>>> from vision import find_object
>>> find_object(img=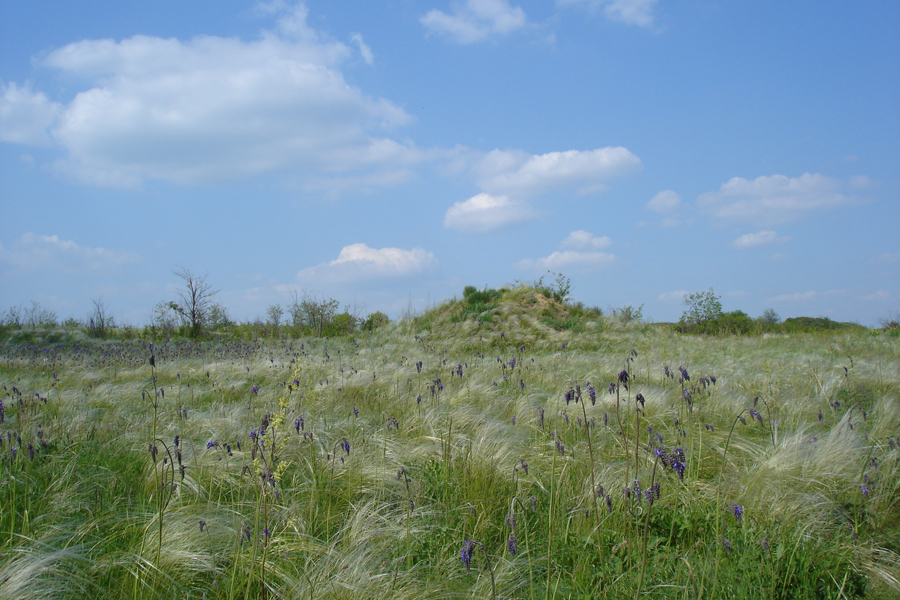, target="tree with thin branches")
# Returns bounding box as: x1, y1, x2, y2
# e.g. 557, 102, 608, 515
170, 268, 218, 338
